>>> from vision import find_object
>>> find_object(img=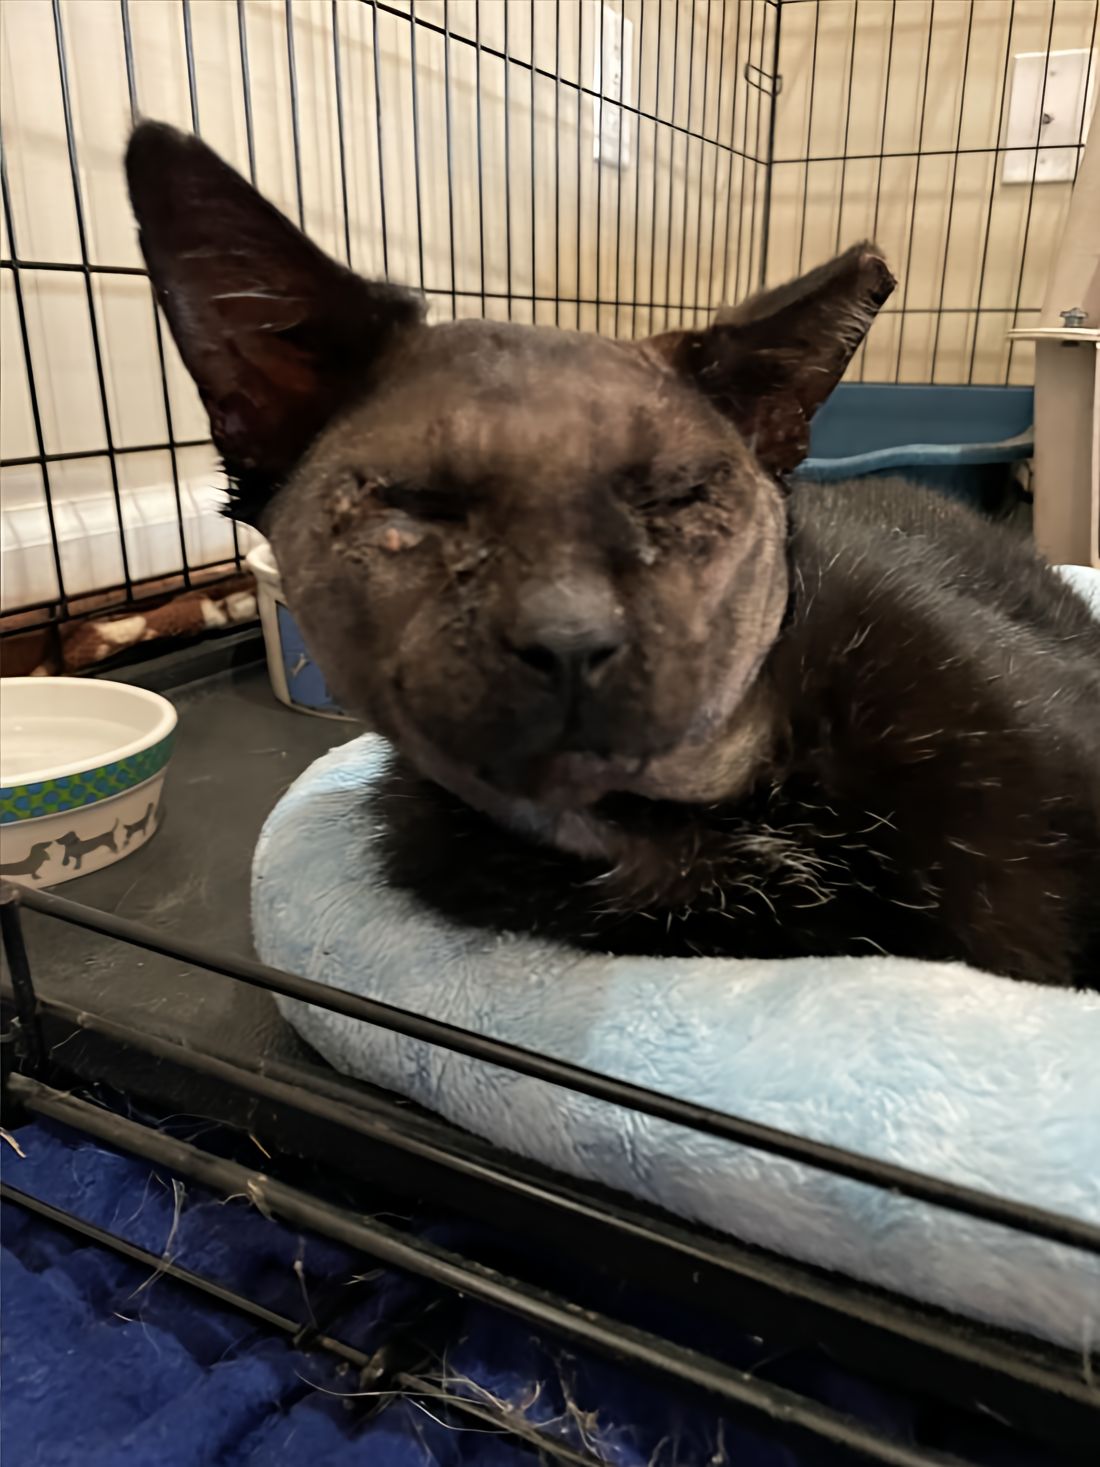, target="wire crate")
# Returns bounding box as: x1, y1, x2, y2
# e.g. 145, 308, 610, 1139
2, 11, 1099, 1458
2, 0, 1095, 642
3, 865, 1099, 1466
